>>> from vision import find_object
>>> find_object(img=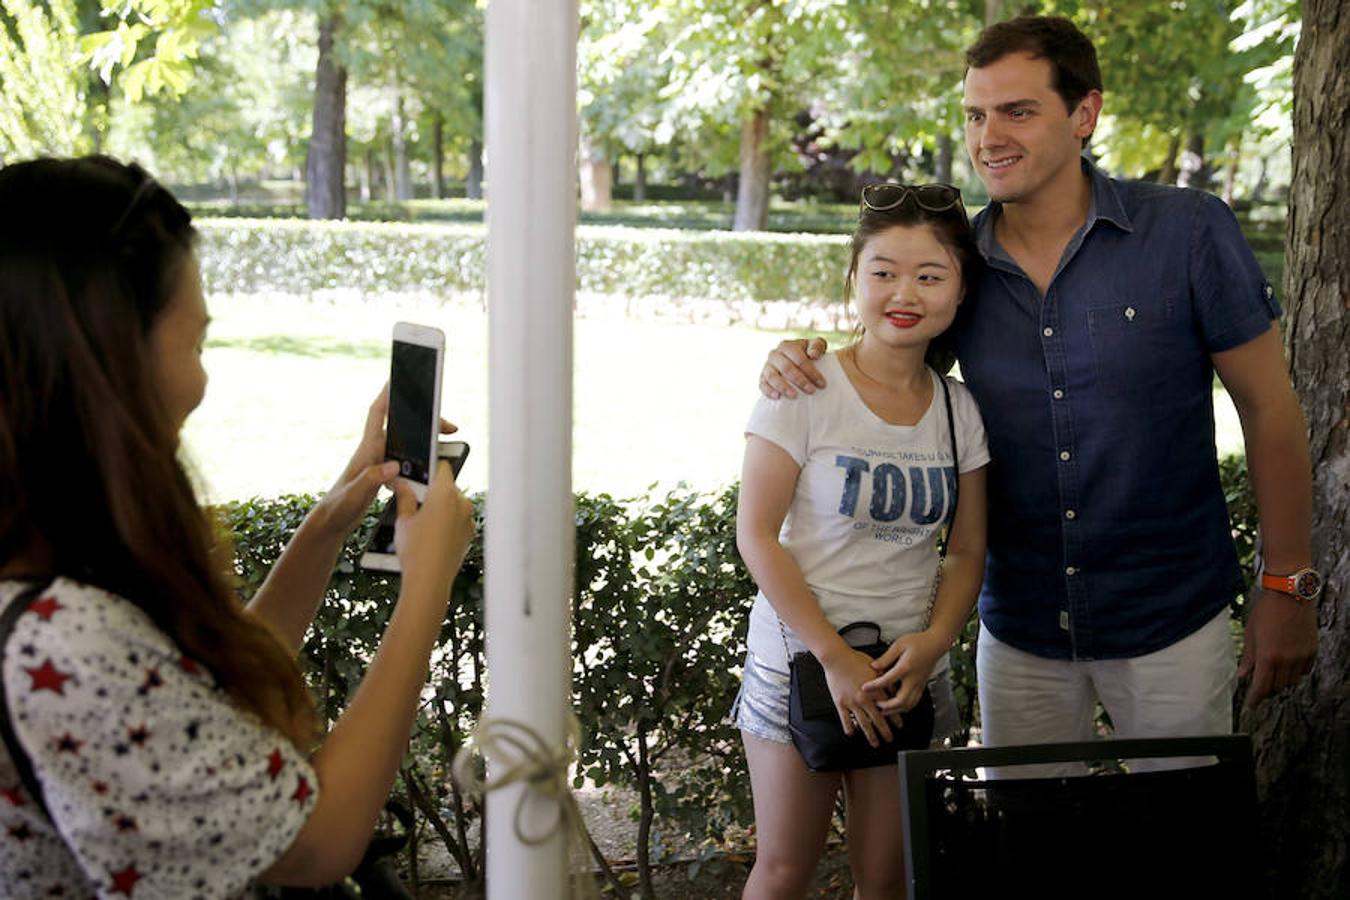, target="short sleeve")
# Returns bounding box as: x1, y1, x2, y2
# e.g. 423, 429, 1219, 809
1188, 191, 1280, 353
2, 580, 317, 899
946, 377, 990, 474
745, 392, 812, 466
